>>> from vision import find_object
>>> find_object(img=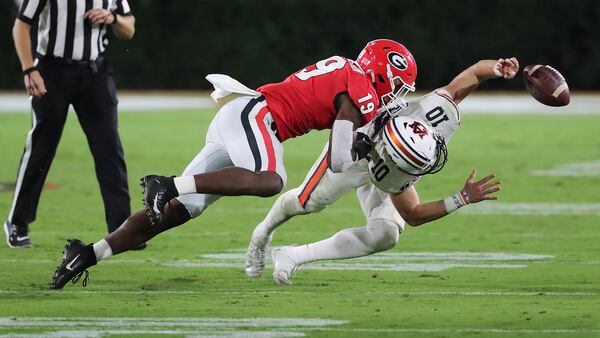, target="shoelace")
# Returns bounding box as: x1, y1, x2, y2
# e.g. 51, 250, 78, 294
71, 269, 89, 287
247, 244, 266, 266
